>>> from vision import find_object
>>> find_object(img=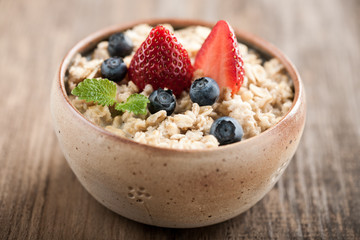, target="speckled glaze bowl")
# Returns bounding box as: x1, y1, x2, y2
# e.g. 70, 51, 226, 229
50, 19, 306, 228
